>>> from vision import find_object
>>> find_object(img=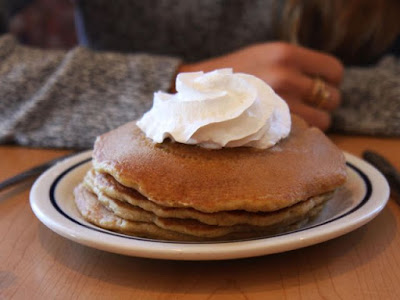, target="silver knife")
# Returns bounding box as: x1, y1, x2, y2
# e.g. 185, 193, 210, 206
0, 151, 81, 191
